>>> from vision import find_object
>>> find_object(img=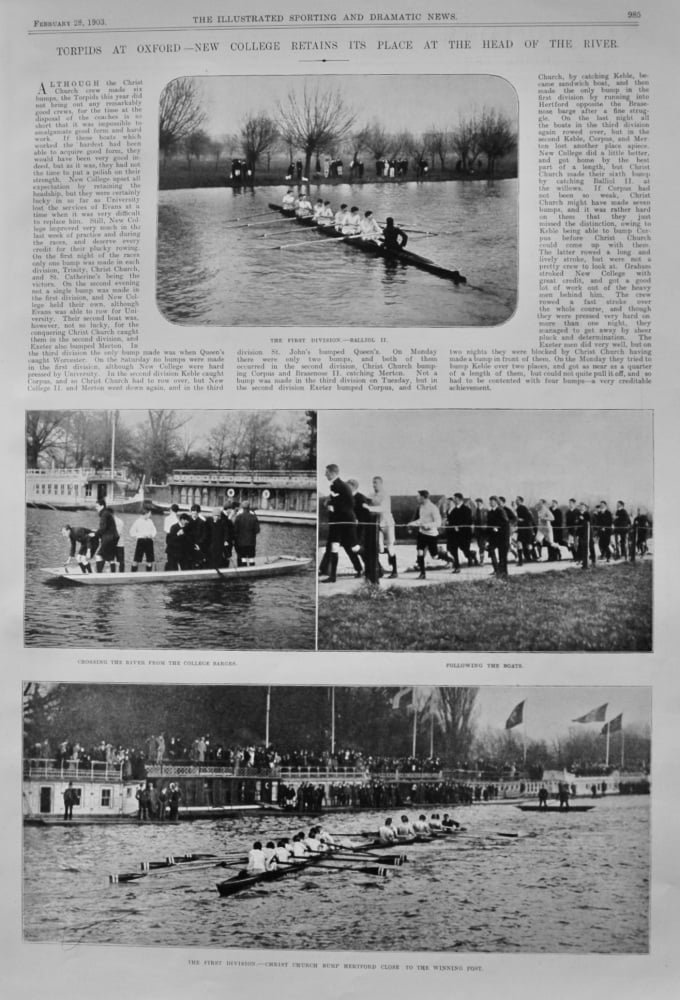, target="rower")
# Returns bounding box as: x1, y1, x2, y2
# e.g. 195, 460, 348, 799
378, 817, 397, 844
295, 193, 313, 218
316, 825, 336, 848
290, 832, 308, 858
312, 198, 325, 223
318, 200, 334, 227
263, 840, 279, 869
245, 840, 271, 873
334, 203, 349, 232
382, 216, 408, 250
282, 188, 296, 212
304, 826, 327, 853
359, 210, 383, 242
273, 838, 292, 865
396, 814, 415, 840
441, 813, 460, 830
342, 205, 362, 236
413, 814, 431, 836
428, 813, 443, 832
